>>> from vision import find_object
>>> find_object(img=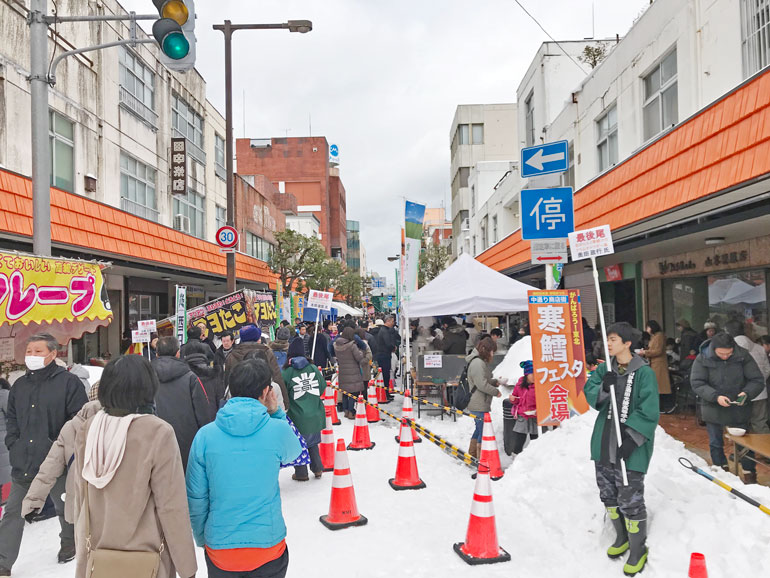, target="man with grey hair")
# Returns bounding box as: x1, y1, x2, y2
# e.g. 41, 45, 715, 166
375, 315, 400, 400
0, 334, 87, 574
